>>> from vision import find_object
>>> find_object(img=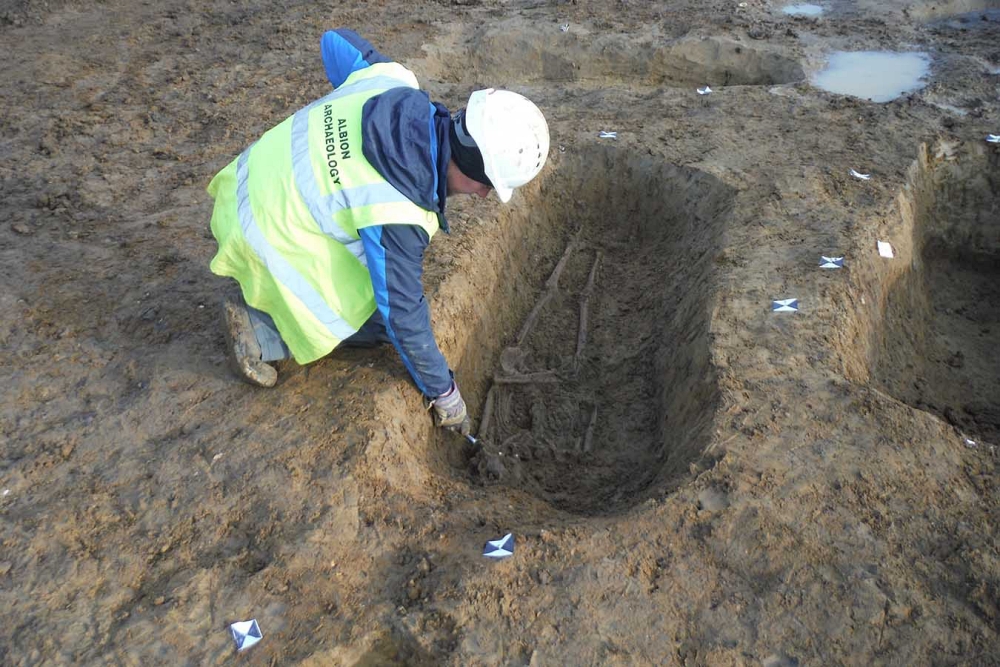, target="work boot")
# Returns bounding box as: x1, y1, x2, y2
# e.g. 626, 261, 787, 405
222, 292, 278, 388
